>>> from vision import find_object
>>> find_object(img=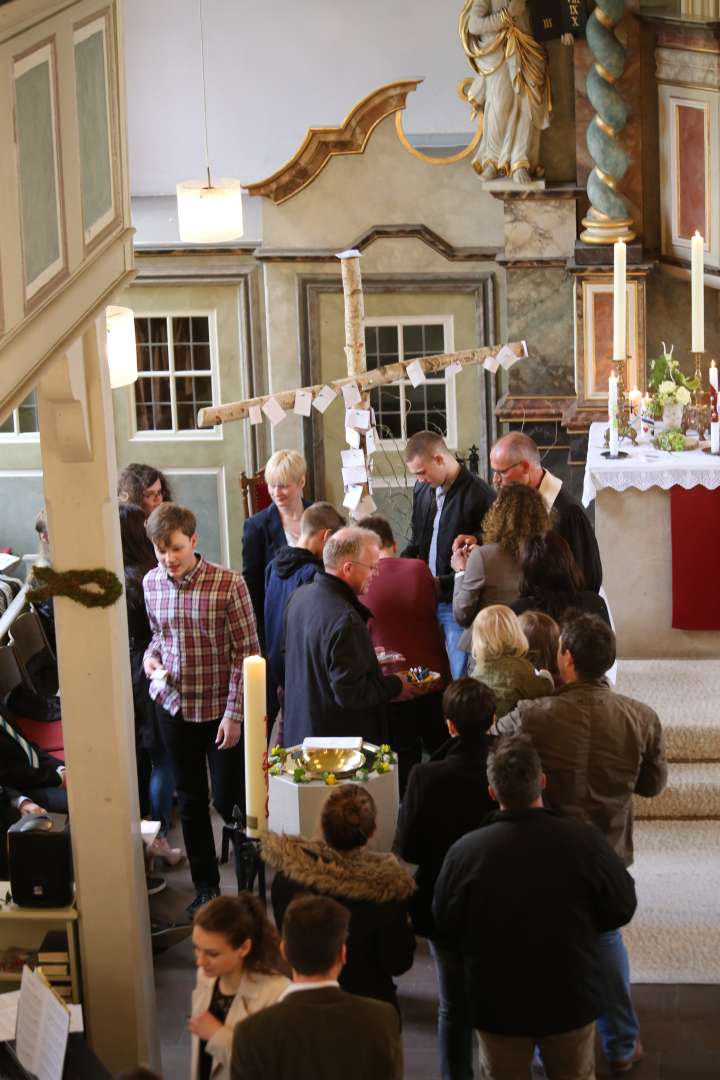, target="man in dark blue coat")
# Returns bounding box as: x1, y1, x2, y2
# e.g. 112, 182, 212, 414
264, 502, 345, 723
282, 527, 425, 747
434, 735, 637, 1079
